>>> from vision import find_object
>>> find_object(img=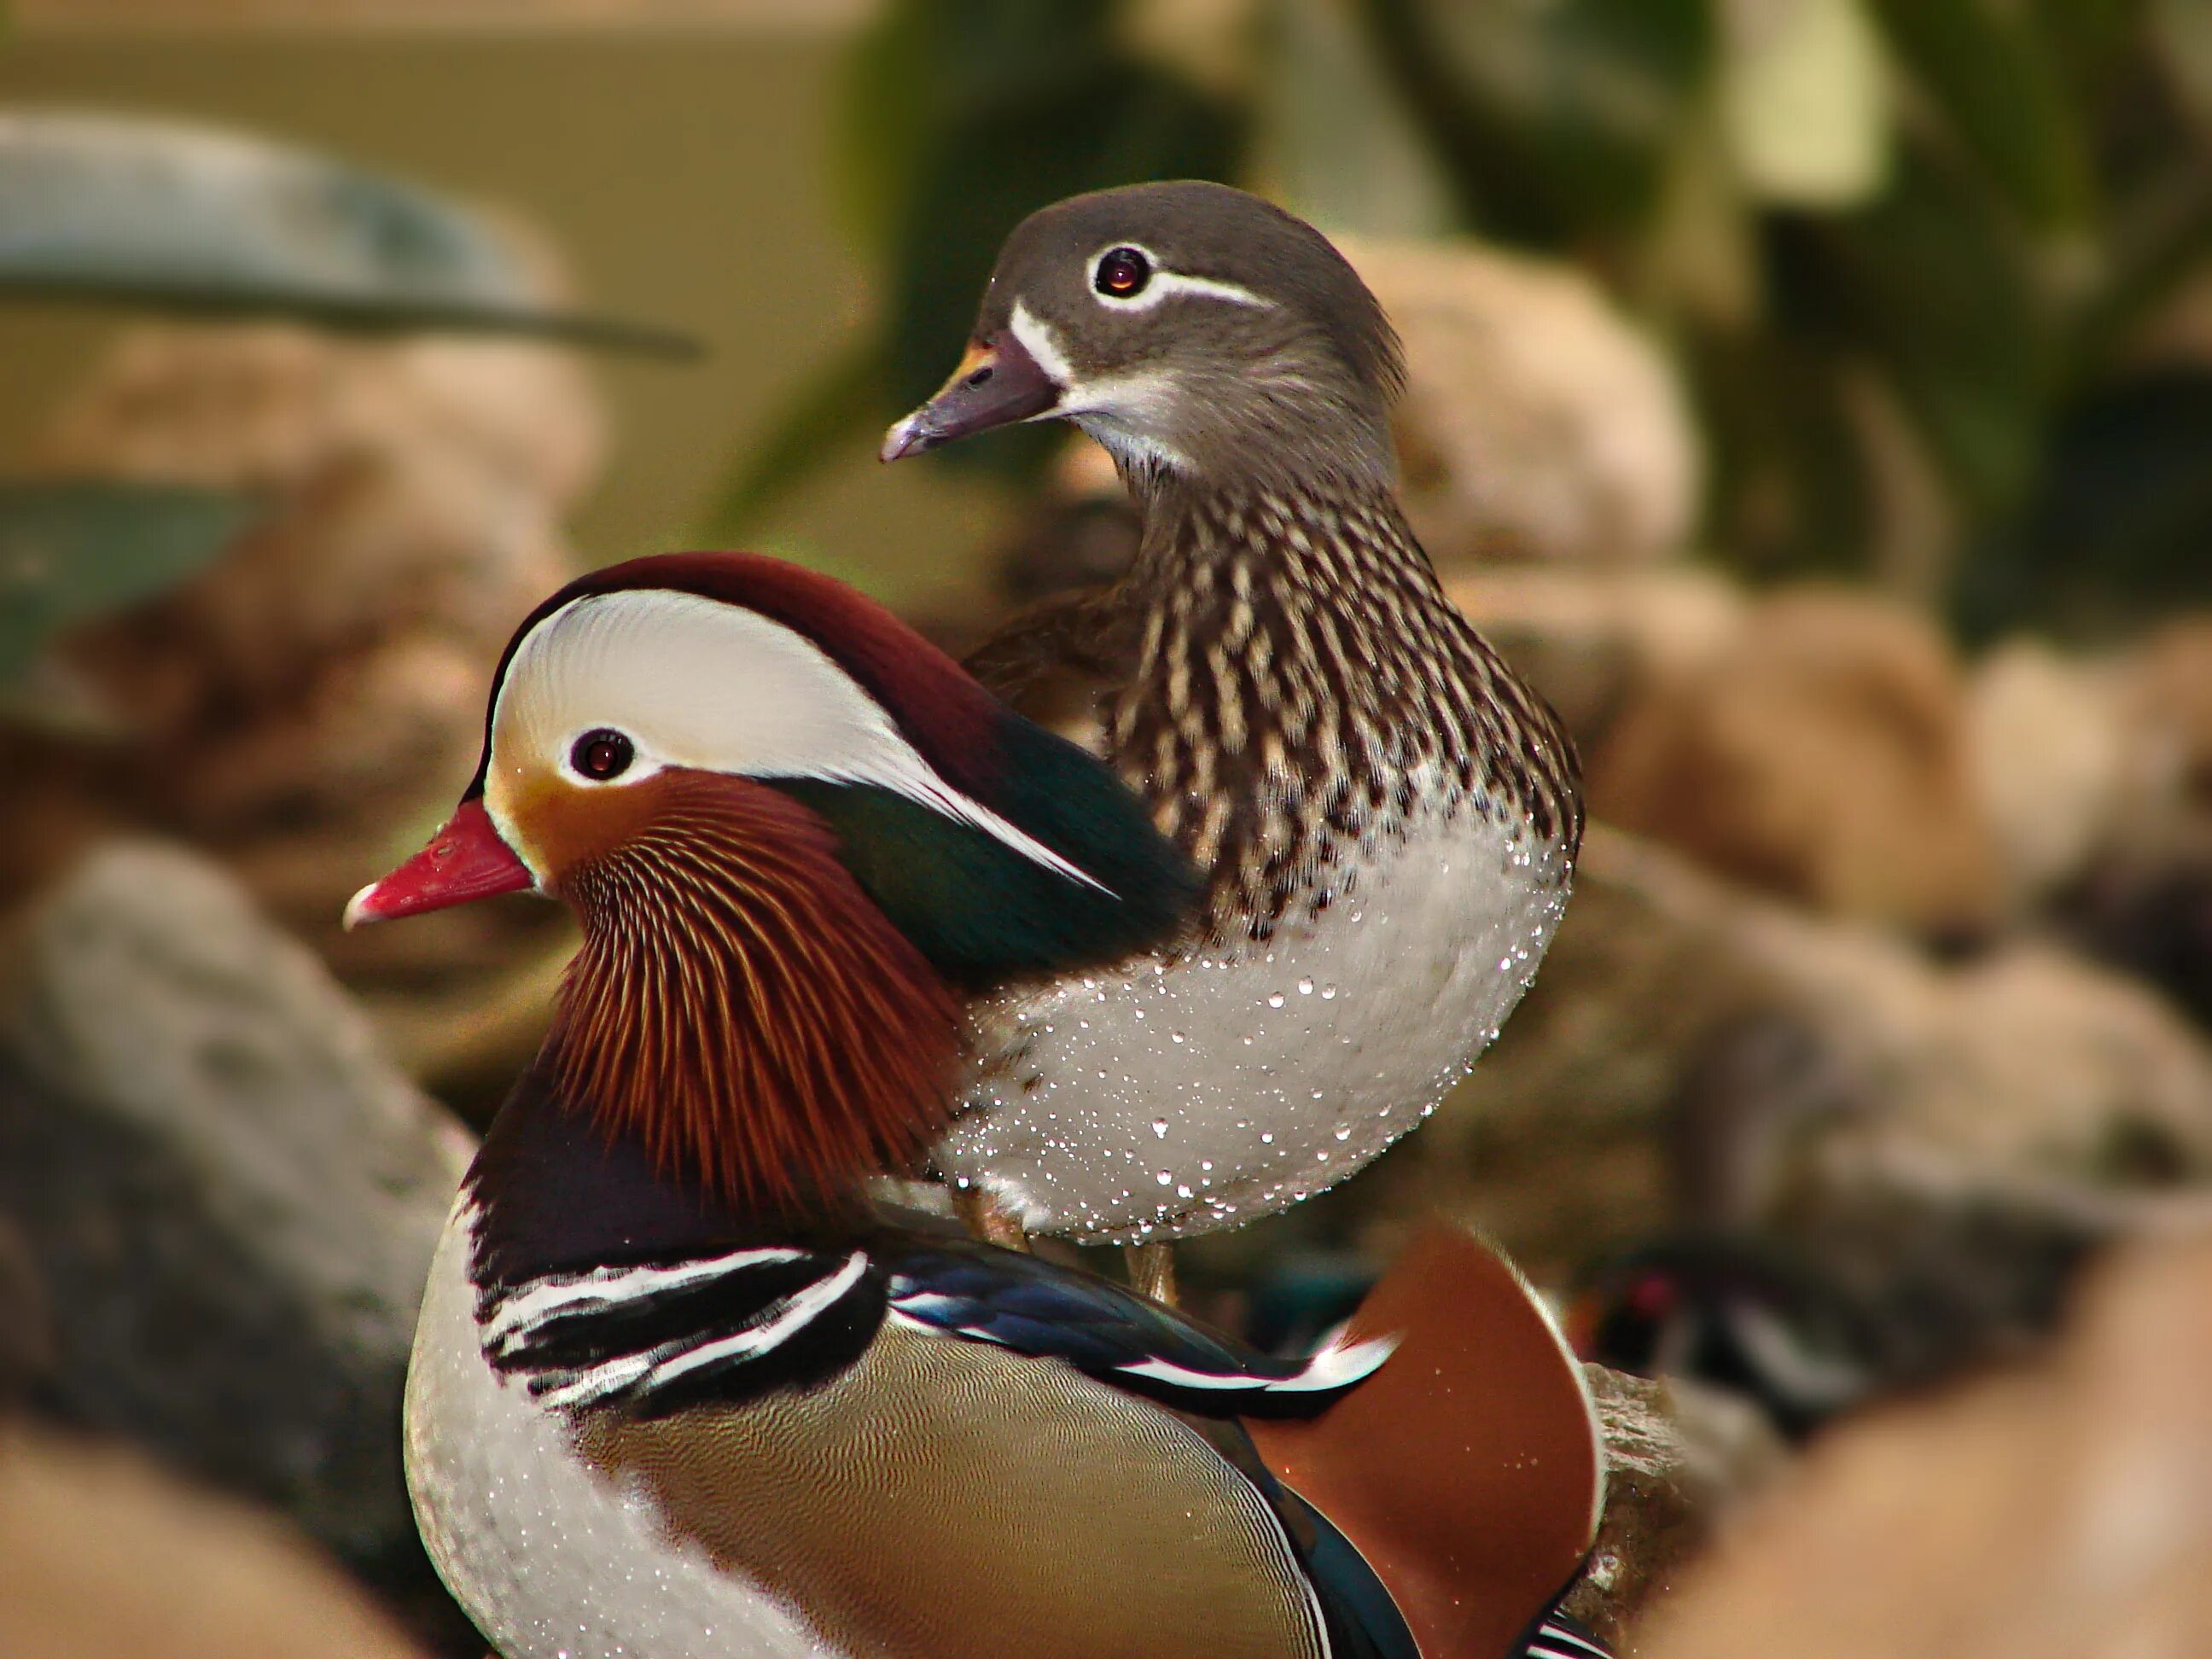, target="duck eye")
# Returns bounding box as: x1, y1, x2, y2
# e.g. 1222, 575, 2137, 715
1093, 246, 1151, 300
570, 728, 635, 782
